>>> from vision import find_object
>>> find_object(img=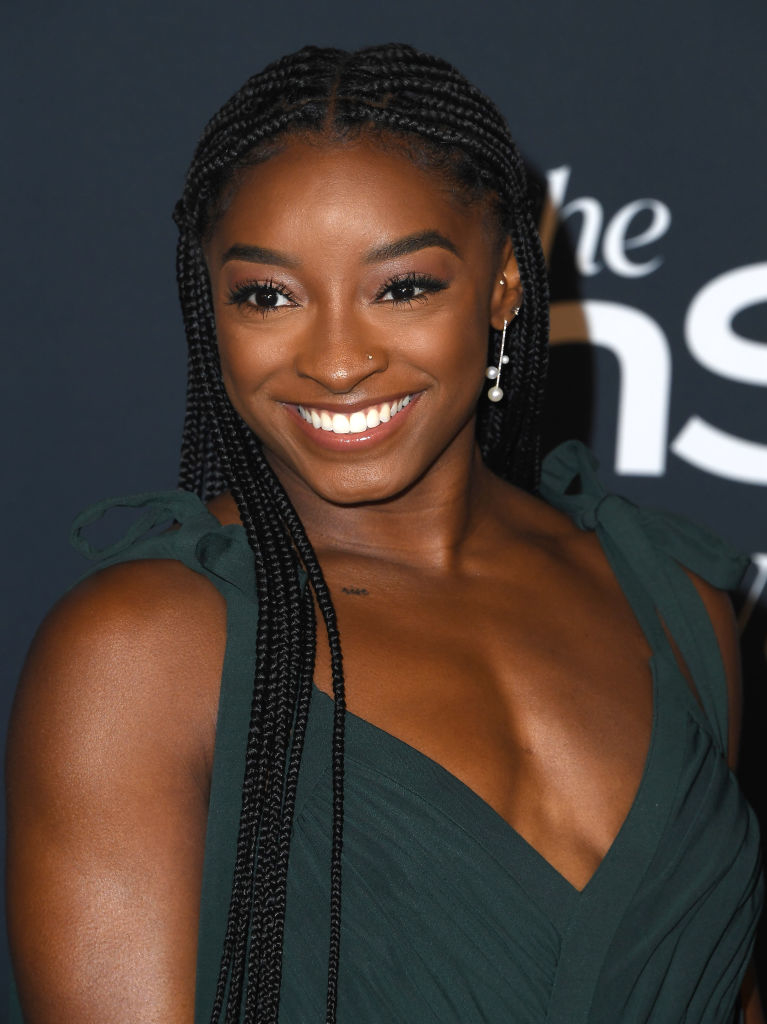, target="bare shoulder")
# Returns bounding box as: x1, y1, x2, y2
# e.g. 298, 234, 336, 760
10, 558, 227, 775
6, 559, 228, 1021
9, 485, 242, 793
7, 556, 228, 847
